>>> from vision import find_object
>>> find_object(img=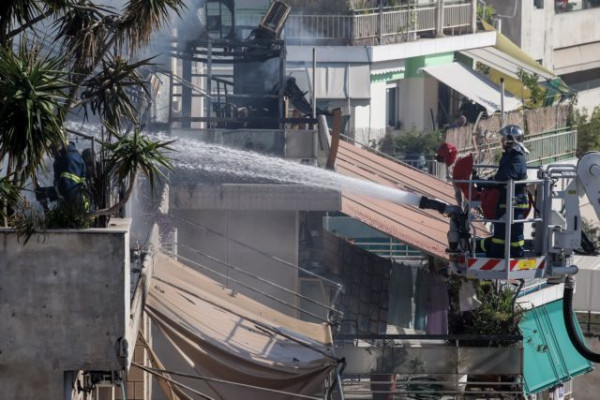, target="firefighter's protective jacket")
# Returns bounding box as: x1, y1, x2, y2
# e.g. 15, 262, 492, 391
54, 142, 87, 204
487, 146, 529, 257
494, 147, 527, 197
